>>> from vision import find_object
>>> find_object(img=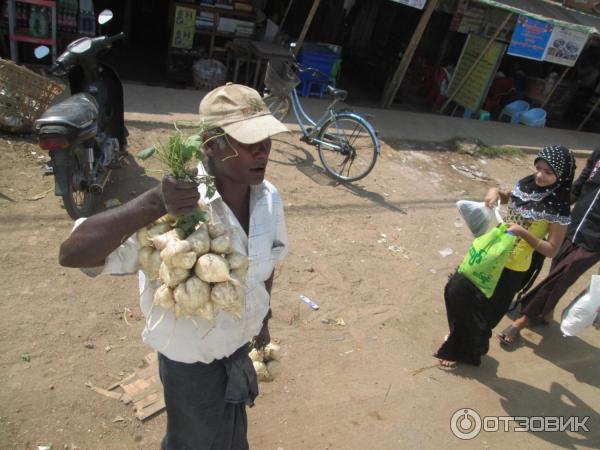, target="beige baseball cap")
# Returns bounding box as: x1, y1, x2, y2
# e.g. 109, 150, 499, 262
199, 83, 289, 144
